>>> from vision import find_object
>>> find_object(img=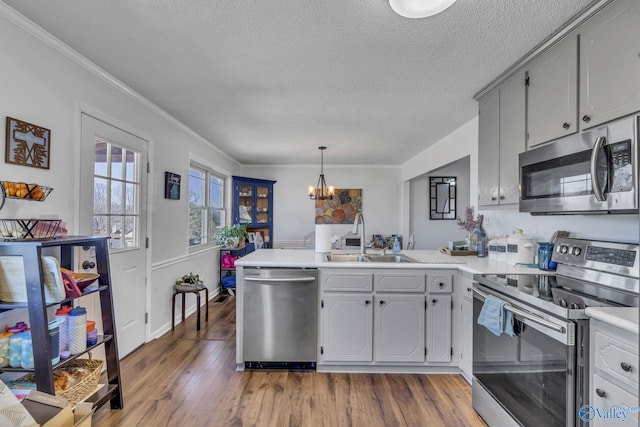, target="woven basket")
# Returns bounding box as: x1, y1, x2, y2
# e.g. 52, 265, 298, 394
19, 358, 103, 403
